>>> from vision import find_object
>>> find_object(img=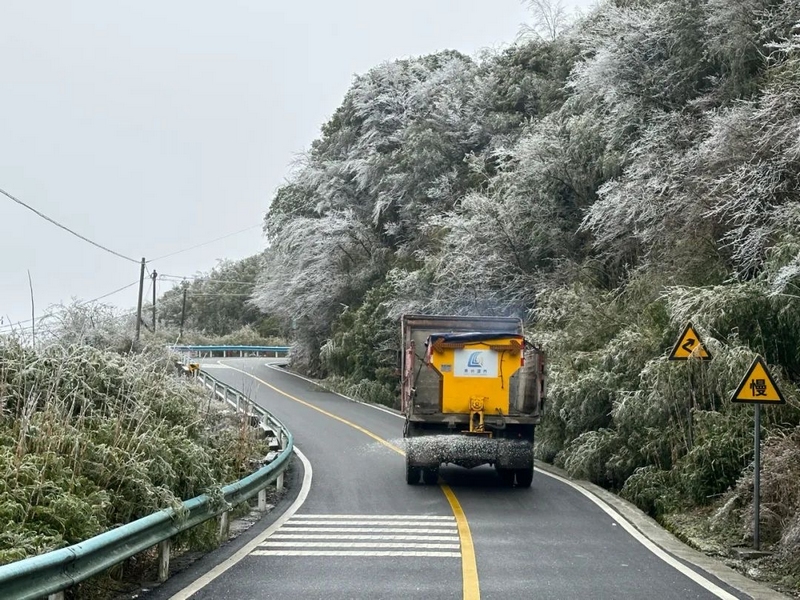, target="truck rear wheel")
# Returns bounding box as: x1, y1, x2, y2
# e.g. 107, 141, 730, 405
515, 467, 534, 488
422, 467, 439, 485
406, 459, 421, 485
496, 467, 515, 487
